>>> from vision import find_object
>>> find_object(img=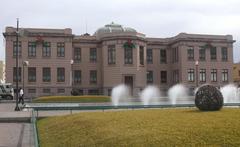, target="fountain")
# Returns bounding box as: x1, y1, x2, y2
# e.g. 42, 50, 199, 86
140, 86, 161, 105
111, 84, 130, 106
168, 84, 189, 105
220, 84, 240, 103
